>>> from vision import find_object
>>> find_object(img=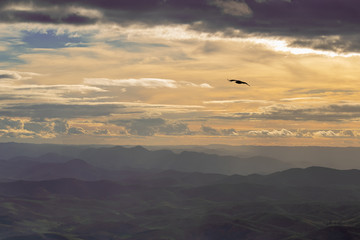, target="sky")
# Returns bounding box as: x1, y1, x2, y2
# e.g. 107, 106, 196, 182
1, 0, 360, 146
